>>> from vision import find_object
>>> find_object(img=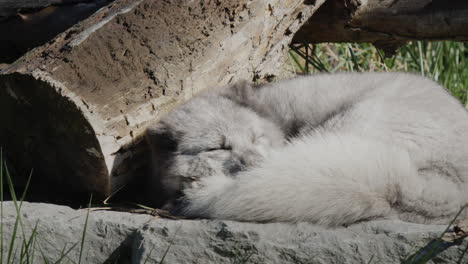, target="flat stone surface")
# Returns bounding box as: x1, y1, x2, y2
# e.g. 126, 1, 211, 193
2, 202, 467, 263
